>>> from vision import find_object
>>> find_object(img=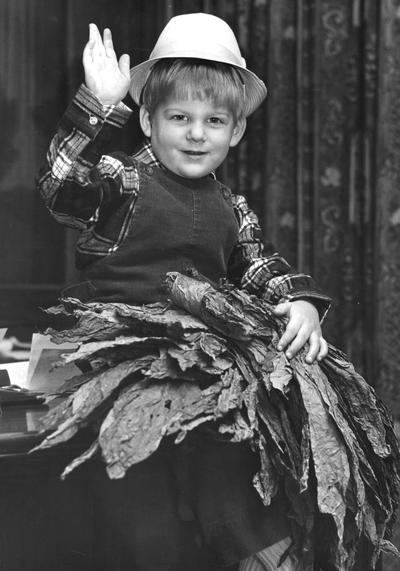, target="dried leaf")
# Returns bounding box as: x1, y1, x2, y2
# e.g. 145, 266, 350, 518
33, 358, 151, 450
61, 439, 100, 480
294, 364, 351, 570
268, 352, 292, 393
99, 379, 227, 479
